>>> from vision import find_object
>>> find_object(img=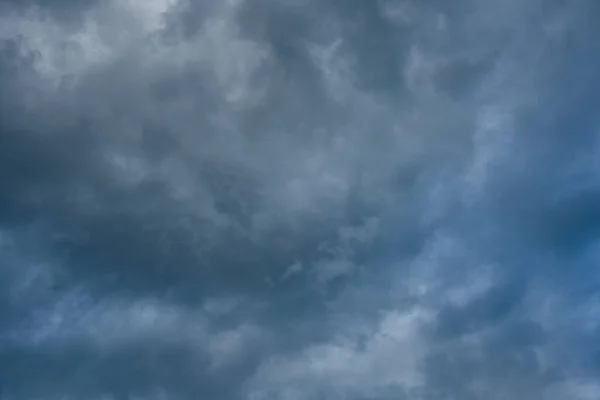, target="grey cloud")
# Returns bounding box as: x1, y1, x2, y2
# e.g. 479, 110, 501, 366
0, 0, 99, 25
2, 0, 600, 399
